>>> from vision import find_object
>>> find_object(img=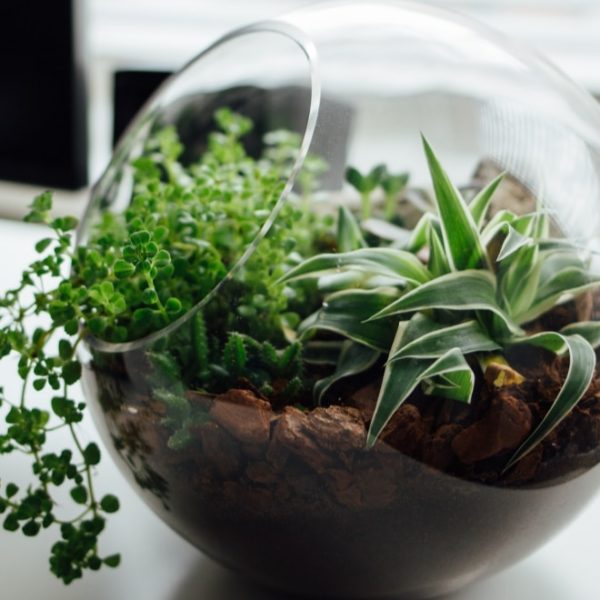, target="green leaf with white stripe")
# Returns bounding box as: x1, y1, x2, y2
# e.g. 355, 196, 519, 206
506, 333, 596, 469
427, 226, 450, 276
422, 136, 488, 270
313, 341, 380, 403
469, 172, 505, 229
423, 367, 475, 402
389, 318, 501, 360
279, 248, 431, 286
405, 213, 435, 253
560, 322, 600, 349
497, 226, 533, 262
368, 270, 521, 336
367, 326, 474, 447
515, 252, 600, 324
299, 288, 399, 351
337, 206, 367, 252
